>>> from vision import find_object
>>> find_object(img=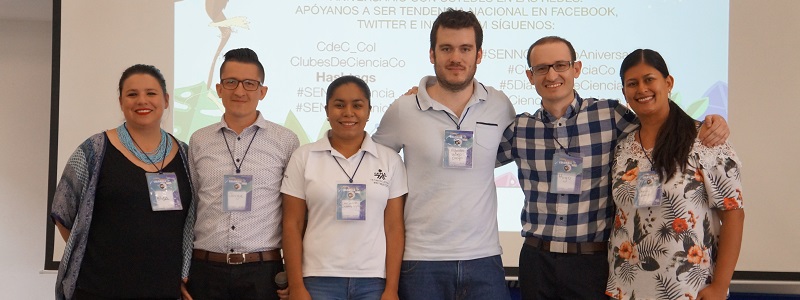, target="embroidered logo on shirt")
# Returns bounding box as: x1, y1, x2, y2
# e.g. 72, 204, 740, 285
374, 169, 387, 180
371, 169, 389, 187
